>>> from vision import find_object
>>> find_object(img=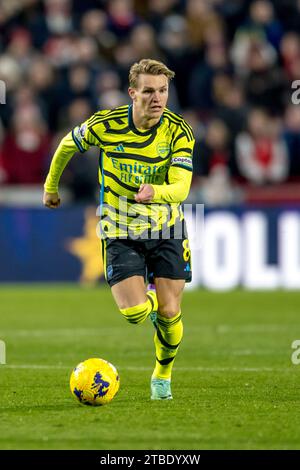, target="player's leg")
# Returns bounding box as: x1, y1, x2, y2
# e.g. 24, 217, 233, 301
150, 278, 184, 399
147, 237, 191, 399
111, 275, 158, 324
103, 239, 157, 324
